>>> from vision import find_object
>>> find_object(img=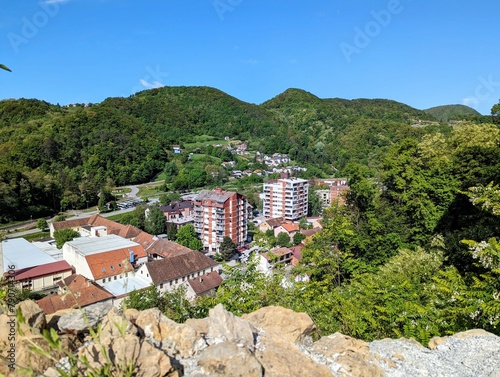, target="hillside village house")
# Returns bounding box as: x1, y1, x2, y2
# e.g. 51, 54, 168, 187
257, 247, 294, 275
274, 223, 299, 238
1, 238, 73, 294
